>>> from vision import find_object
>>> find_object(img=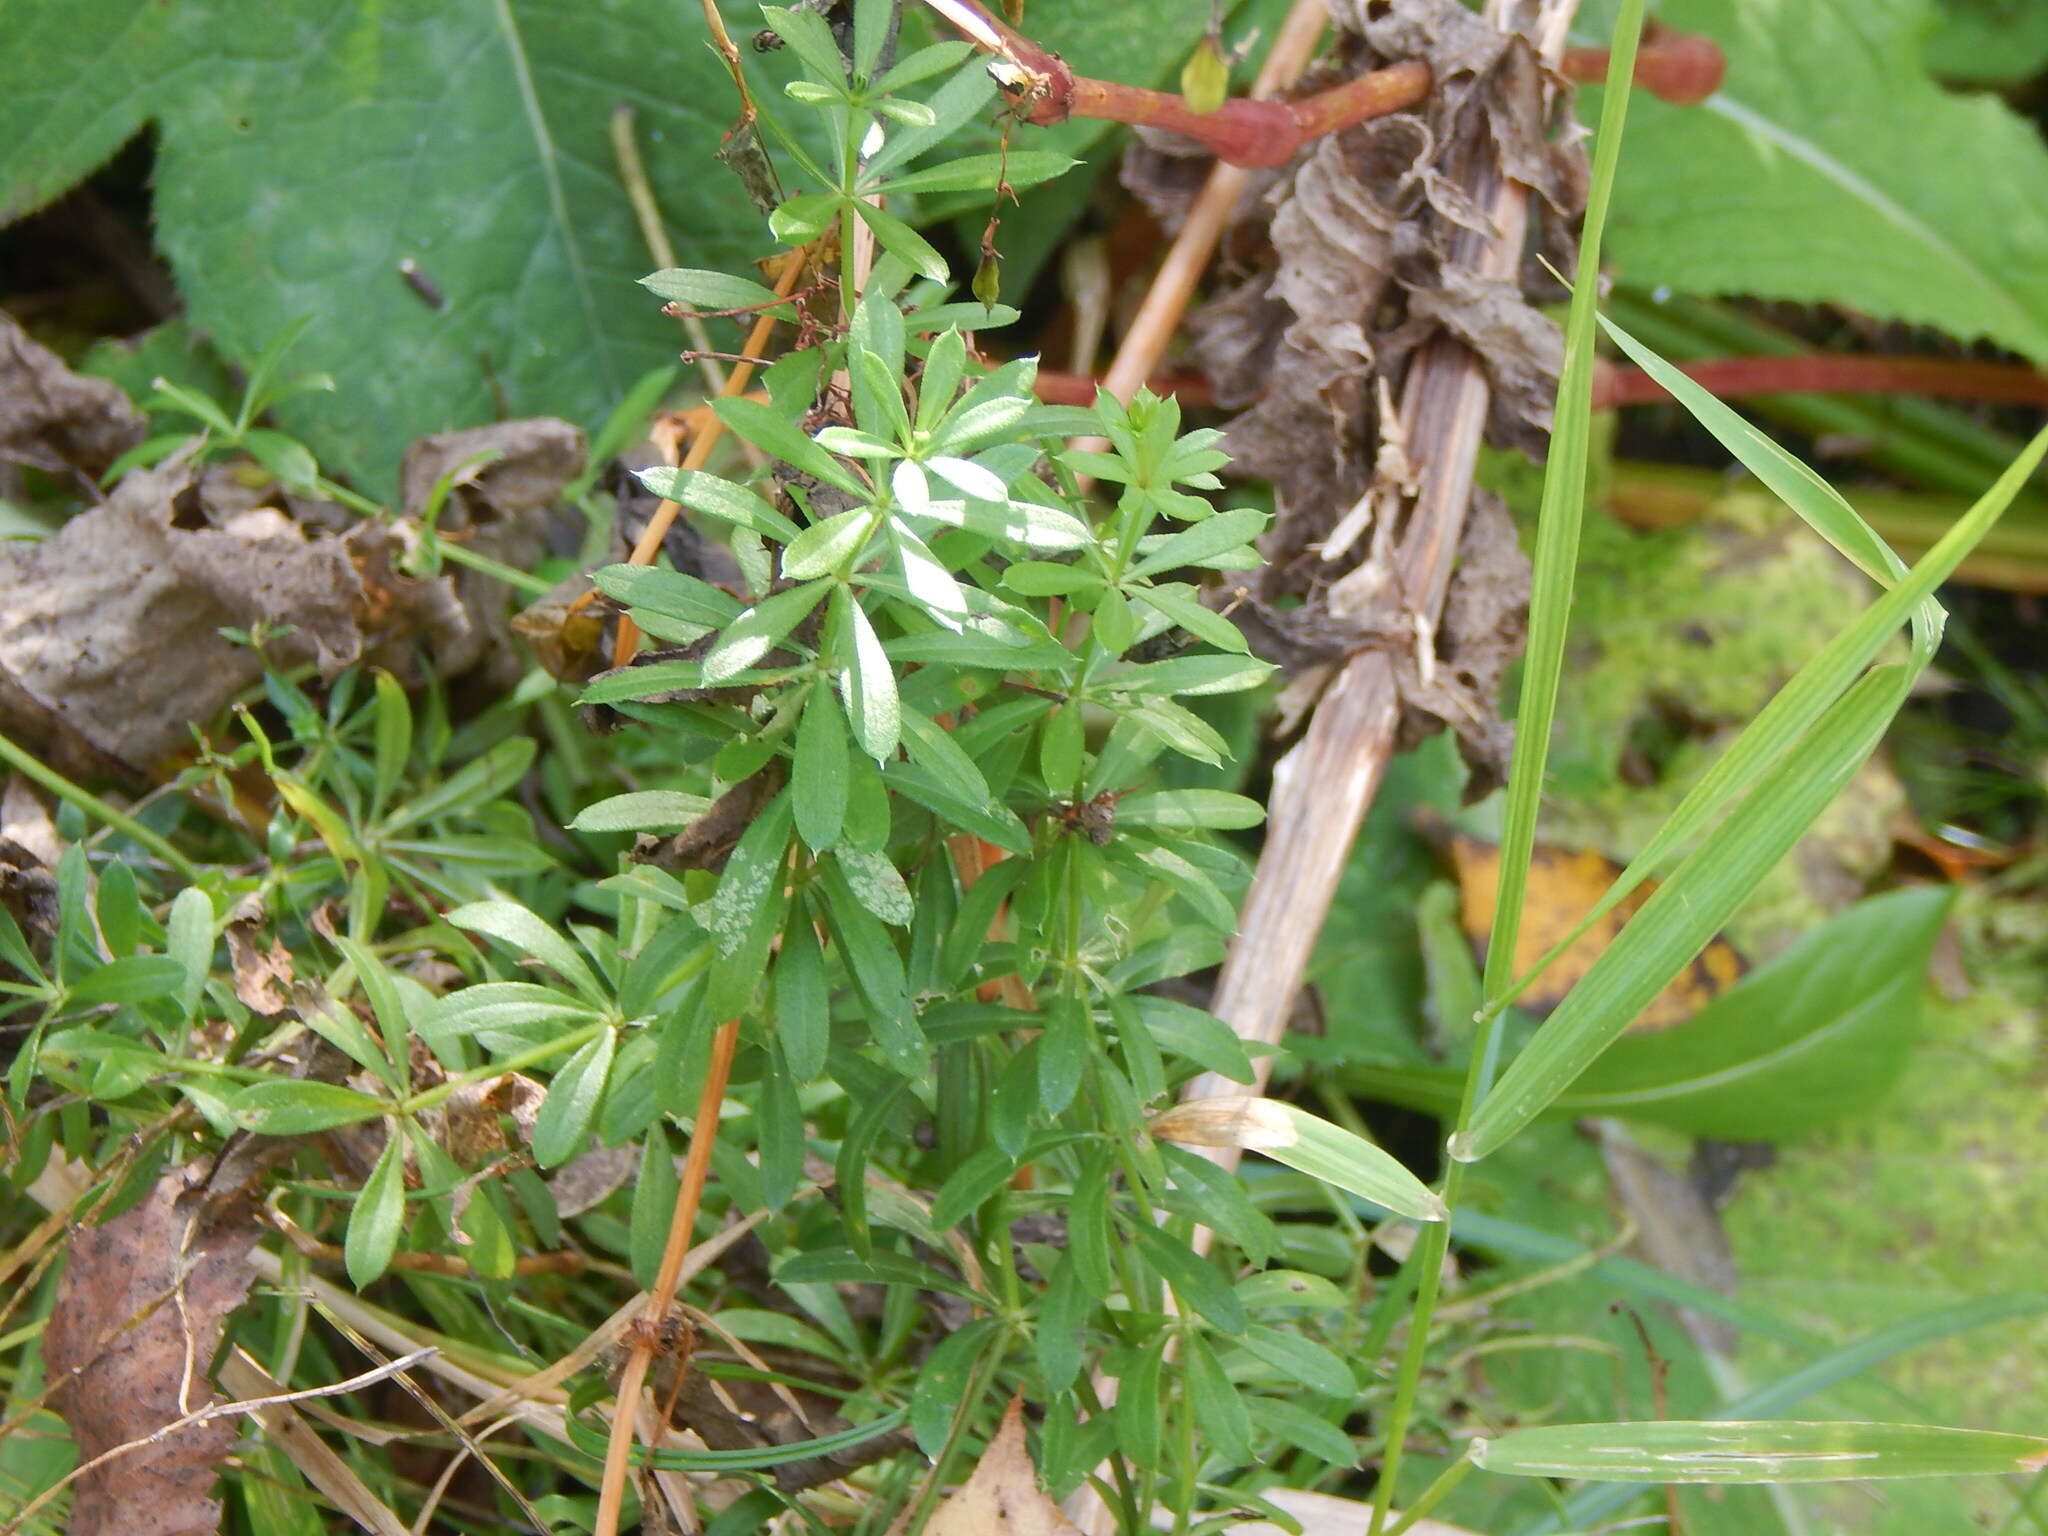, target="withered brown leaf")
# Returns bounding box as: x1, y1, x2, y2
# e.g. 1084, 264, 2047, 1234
43, 1164, 262, 1536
